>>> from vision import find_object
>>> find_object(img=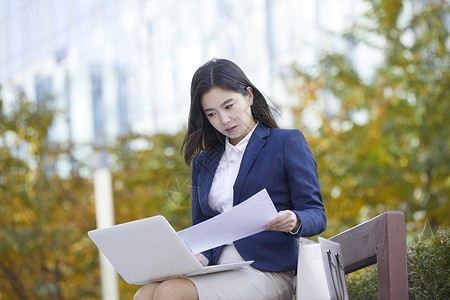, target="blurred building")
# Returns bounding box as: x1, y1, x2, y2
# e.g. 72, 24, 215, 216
0, 0, 370, 148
